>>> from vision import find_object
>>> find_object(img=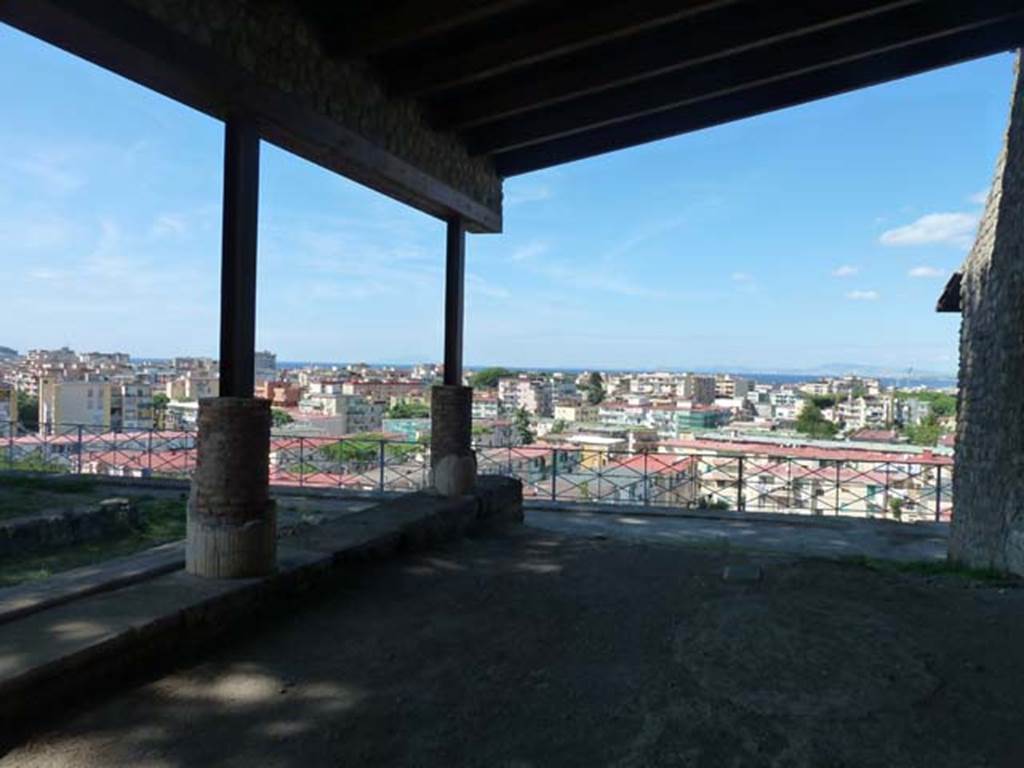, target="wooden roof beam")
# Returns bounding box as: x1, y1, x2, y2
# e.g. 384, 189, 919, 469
303, 0, 537, 58
434, 0, 922, 130
384, 0, 736, 98
467, 0, 1024, 155
493, 18, 1024, 175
